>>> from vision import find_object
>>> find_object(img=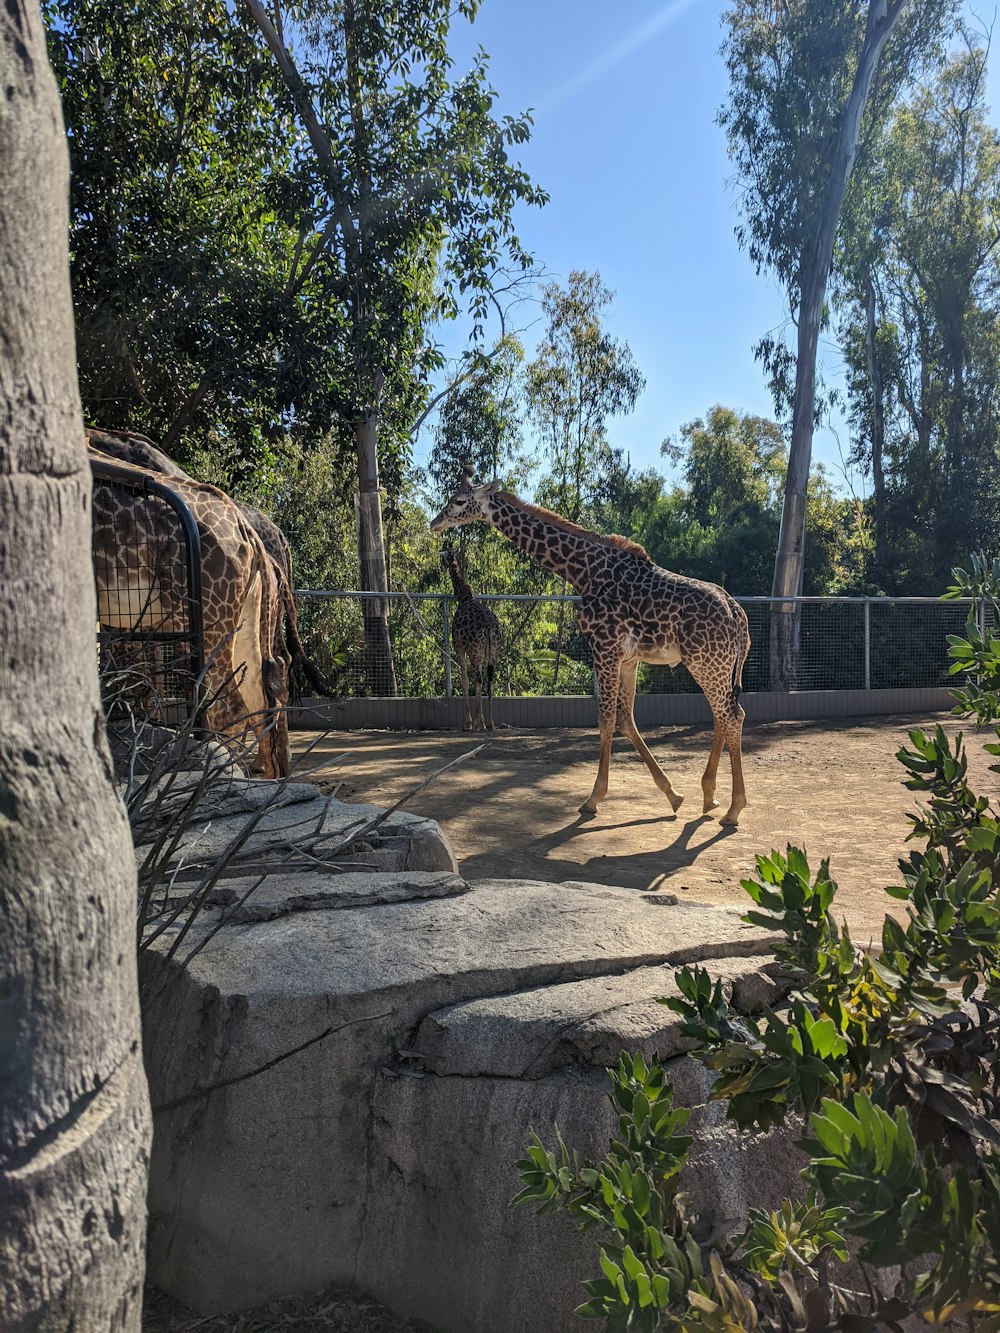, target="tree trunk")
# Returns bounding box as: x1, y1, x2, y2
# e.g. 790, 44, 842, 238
356, 414, 397, 696
0, 6, 152, 1330
862, 269, 888, 575
770, 0, 904, 688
